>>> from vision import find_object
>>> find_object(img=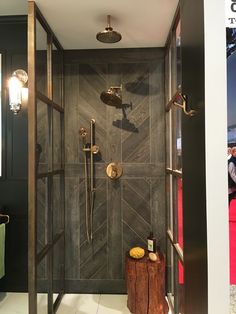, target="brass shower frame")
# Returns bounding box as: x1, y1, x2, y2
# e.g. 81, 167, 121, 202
28, 2, 65, 313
